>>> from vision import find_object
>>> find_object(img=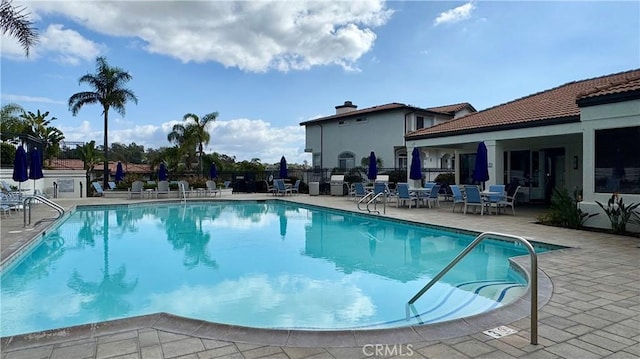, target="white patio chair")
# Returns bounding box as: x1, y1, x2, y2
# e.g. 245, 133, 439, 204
497, 185, 521, 215
128, 181, 144, 199
156, 180, 170, 198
